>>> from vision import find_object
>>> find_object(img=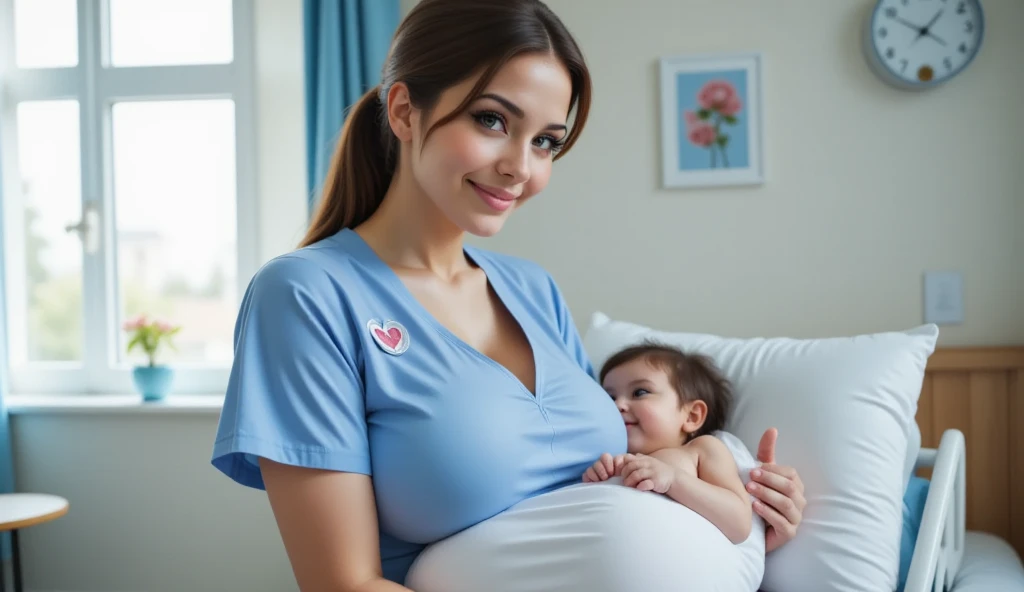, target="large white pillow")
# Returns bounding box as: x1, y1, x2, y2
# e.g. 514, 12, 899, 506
408, 431, 765, 592
582, 312, 938, 592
